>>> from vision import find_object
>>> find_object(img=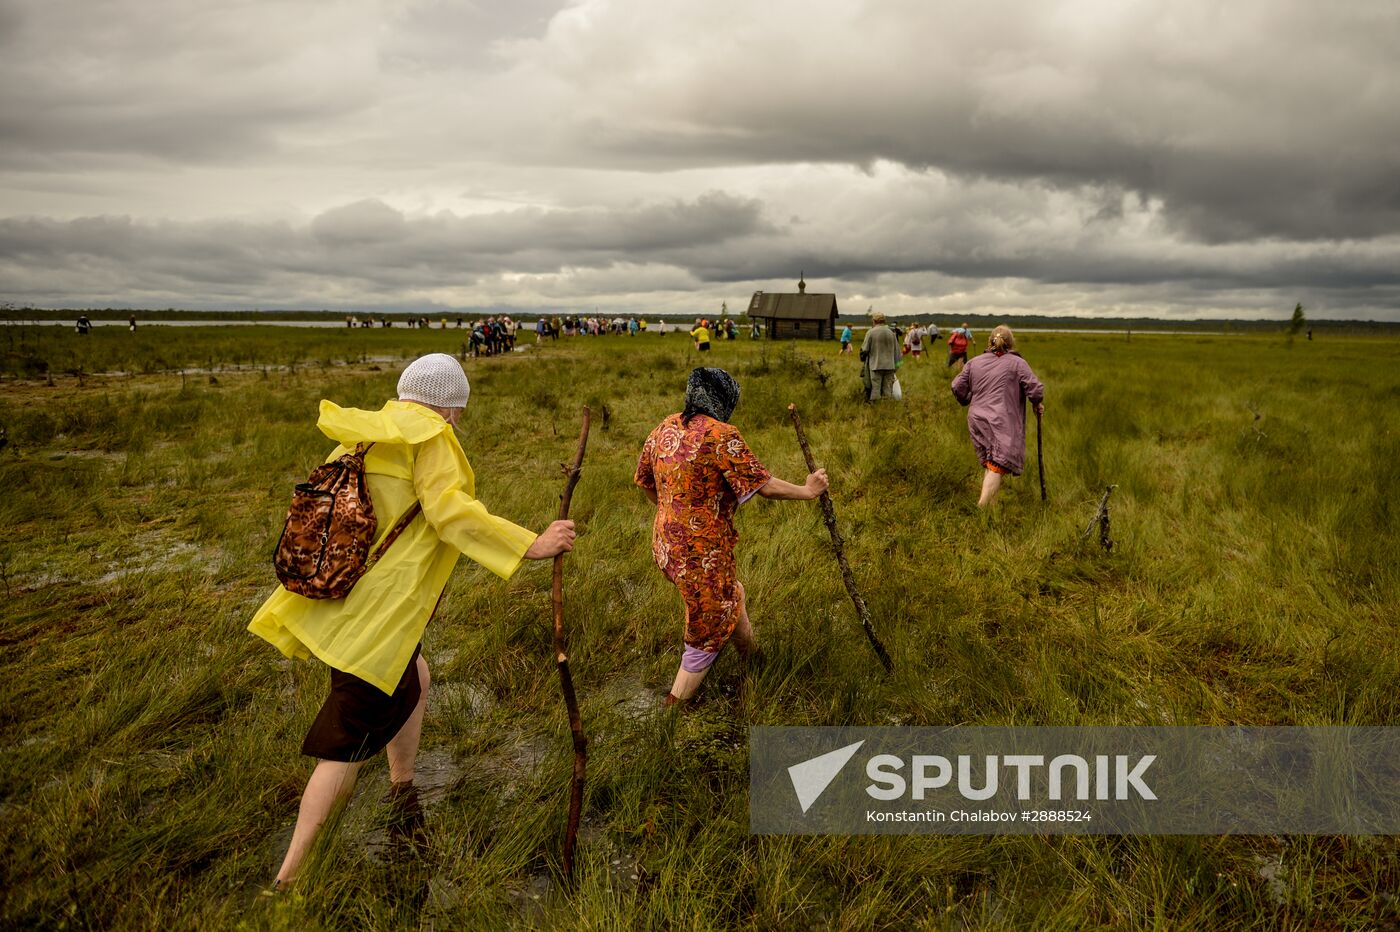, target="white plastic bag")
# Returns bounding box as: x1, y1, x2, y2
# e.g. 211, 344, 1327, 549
892, 377, 903, 401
